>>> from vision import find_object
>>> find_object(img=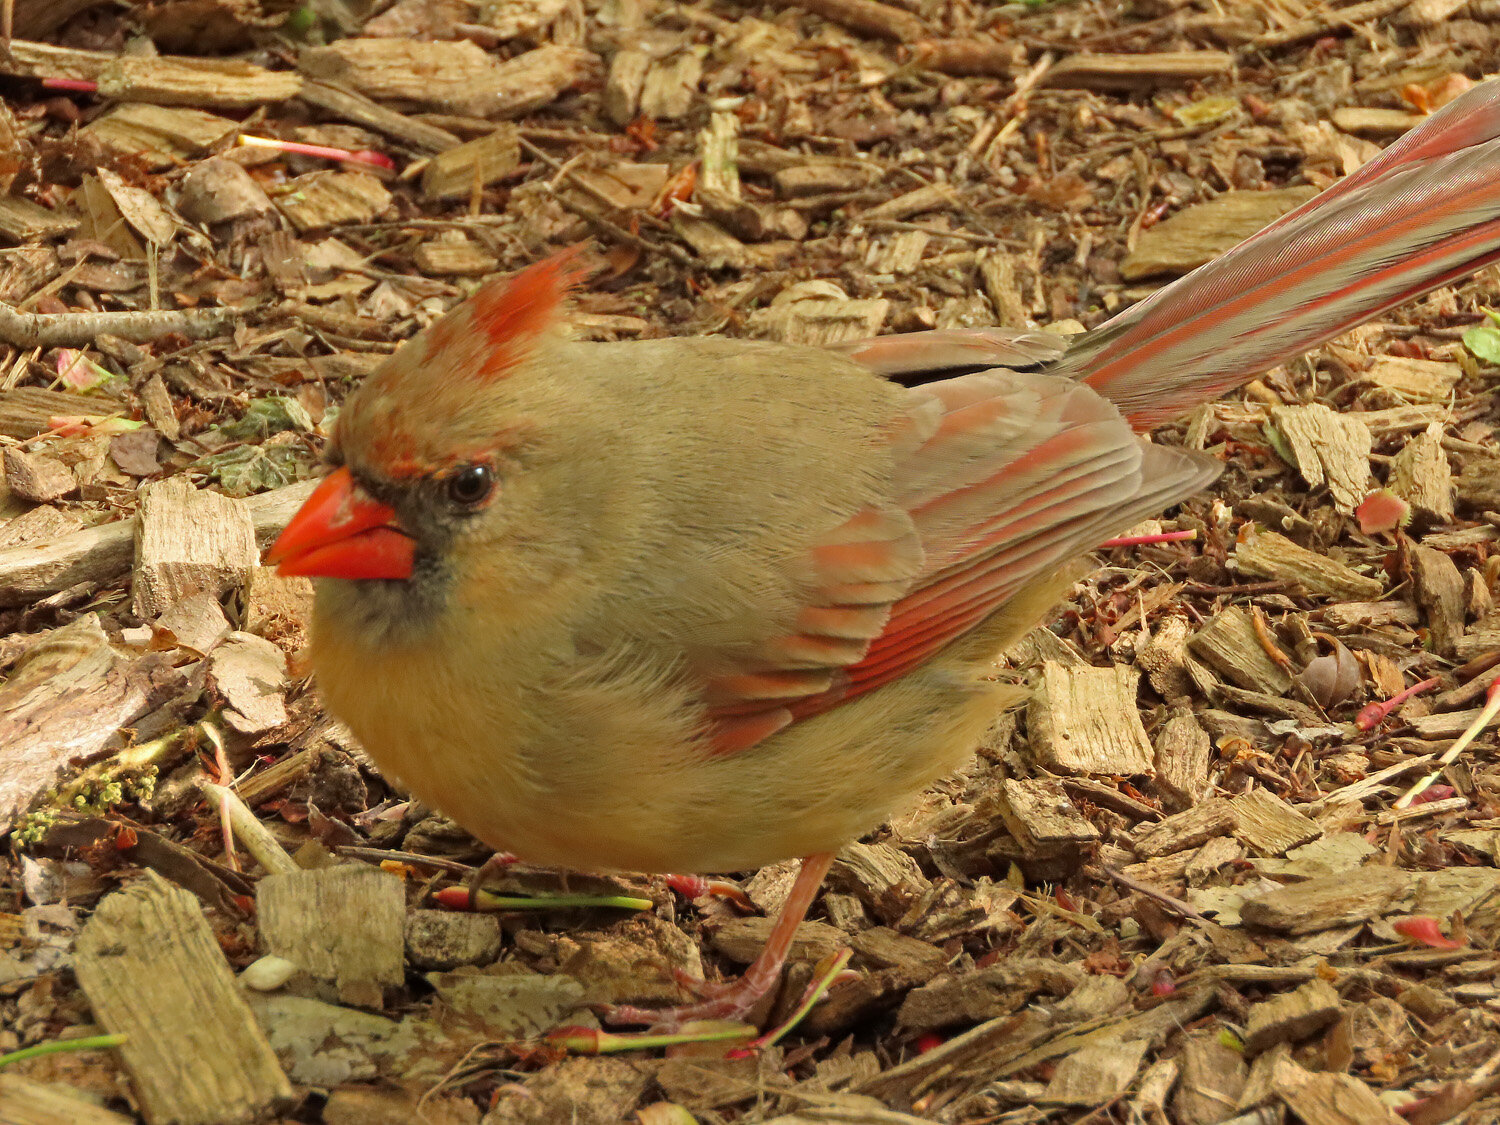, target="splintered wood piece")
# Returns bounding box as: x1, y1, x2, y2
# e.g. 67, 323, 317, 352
420, 126, 520, 201
0, 195, 79, 242
133, 476, 258, 618
777, 0, 926, 41
1171, 1030, 1247, 1122
1363, 356, 1460, 402
1131, 797, 1235, 858
671, 213, 747, 268
2, 447, 76, 502
1041, 1038, 1149, 1106
640, 50, 704, 120
697, 111, 740, 198
411, 240, 498, 277
1243, 978, 1342, 1055
258, 865, 406, 1008
1230, 789, 1322, 857
828, 840, 926, 910
1027, 662, 1154, 776
1331, 106, 1426, 136
603, 47, 650, 126
1240, 866, 1413, 934
73, 872, 293, 1124
298, 80, 461, 154
1268, 404, 1372, 514
300, 39, 596, 118
749, 291, 889, 346
979, 251, 1028, 328
774, 160, 884, 198
1279, 1071, 1403, 1125
1153, 708, 1212, 809
1043, 51, 1233, 90
997, 778, 1101, 860
96, 56, 301, 108
1410, 544, 1465, 656
0, 1075, 136, 1124
207, 632, 289, 735
1390, 422, 1454, 528
1233, 529, 1384, 600
80, 104, 239, 169
1, 478, 314, 610
270, 171, 393, 232
0, 615, 183, 835
1187, 606, 1291, 694
1120, 187, 1317, 279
